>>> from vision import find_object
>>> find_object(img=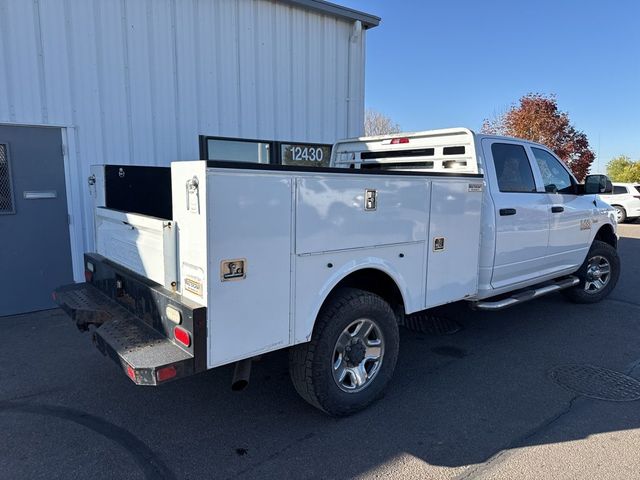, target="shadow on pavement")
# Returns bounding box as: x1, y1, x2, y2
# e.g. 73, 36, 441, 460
0, 235, 639, 479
